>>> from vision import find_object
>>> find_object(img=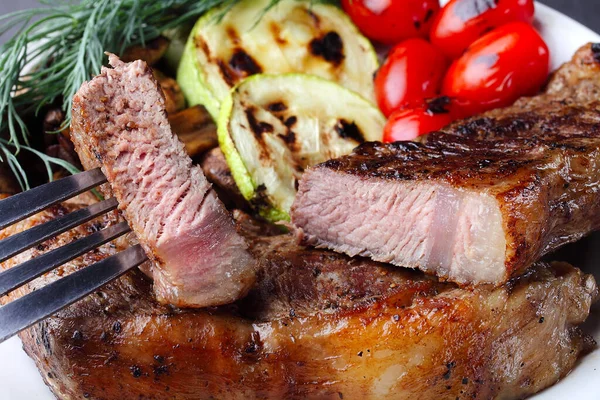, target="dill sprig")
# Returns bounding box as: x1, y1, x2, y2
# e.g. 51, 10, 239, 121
0, 0, 237, 189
